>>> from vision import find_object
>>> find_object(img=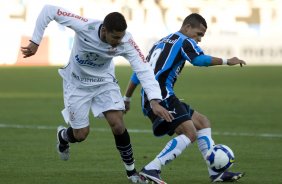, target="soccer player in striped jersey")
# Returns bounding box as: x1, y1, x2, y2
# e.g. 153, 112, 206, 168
124, 13, 246, 183
20, 4, 174, 183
